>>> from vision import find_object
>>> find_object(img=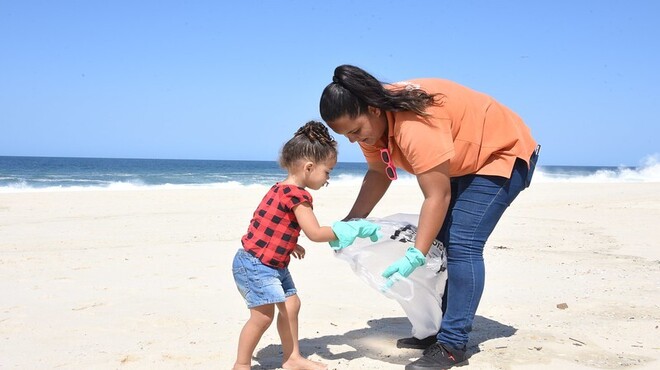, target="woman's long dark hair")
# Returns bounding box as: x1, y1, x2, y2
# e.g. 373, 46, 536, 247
319, 64, 438, 122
